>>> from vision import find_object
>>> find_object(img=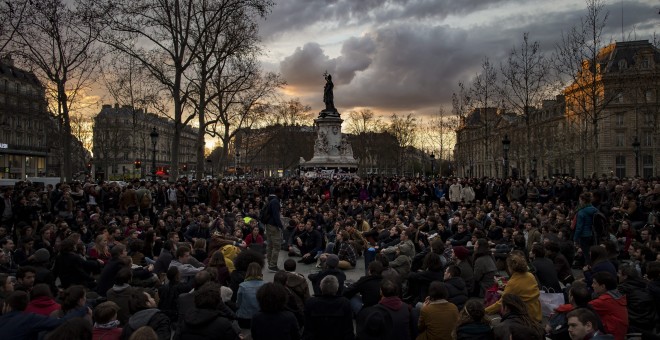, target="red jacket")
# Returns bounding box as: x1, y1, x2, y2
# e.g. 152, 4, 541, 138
589, 290, 628, 340
244, 233, 264, 246
24, 296, 61, 316
93, 327, 122, 340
